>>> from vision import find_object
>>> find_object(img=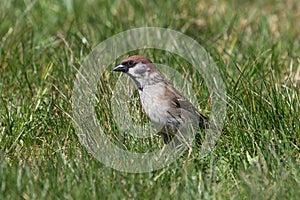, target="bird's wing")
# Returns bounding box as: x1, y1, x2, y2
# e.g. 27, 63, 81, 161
164, 82, 207, 128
